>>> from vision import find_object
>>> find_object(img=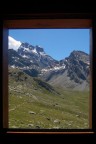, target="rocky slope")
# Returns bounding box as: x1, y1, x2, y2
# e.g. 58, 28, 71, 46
40, 51, 90, 90
8, 40, 90, 90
